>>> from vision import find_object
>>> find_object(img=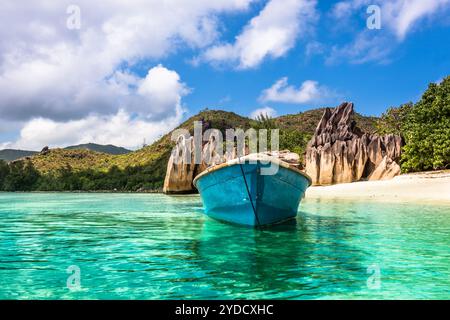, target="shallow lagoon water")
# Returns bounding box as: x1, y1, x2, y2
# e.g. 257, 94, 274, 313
0, 193, 449, 299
